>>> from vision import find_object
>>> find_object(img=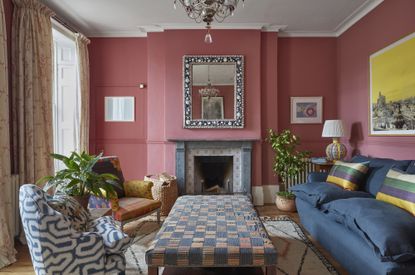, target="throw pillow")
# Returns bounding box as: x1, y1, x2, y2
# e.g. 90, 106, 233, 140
376, 168, 415, 216
123, 180, 154, 199
326, 160, 369, 191
407, 161, 415, 174
48, 195, 91, 232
